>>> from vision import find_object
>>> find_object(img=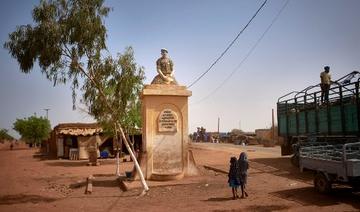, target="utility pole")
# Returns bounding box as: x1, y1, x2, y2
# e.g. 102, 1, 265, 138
217, 117, 220, 134
44, 108, 50, 119
272, 109, 275, 143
